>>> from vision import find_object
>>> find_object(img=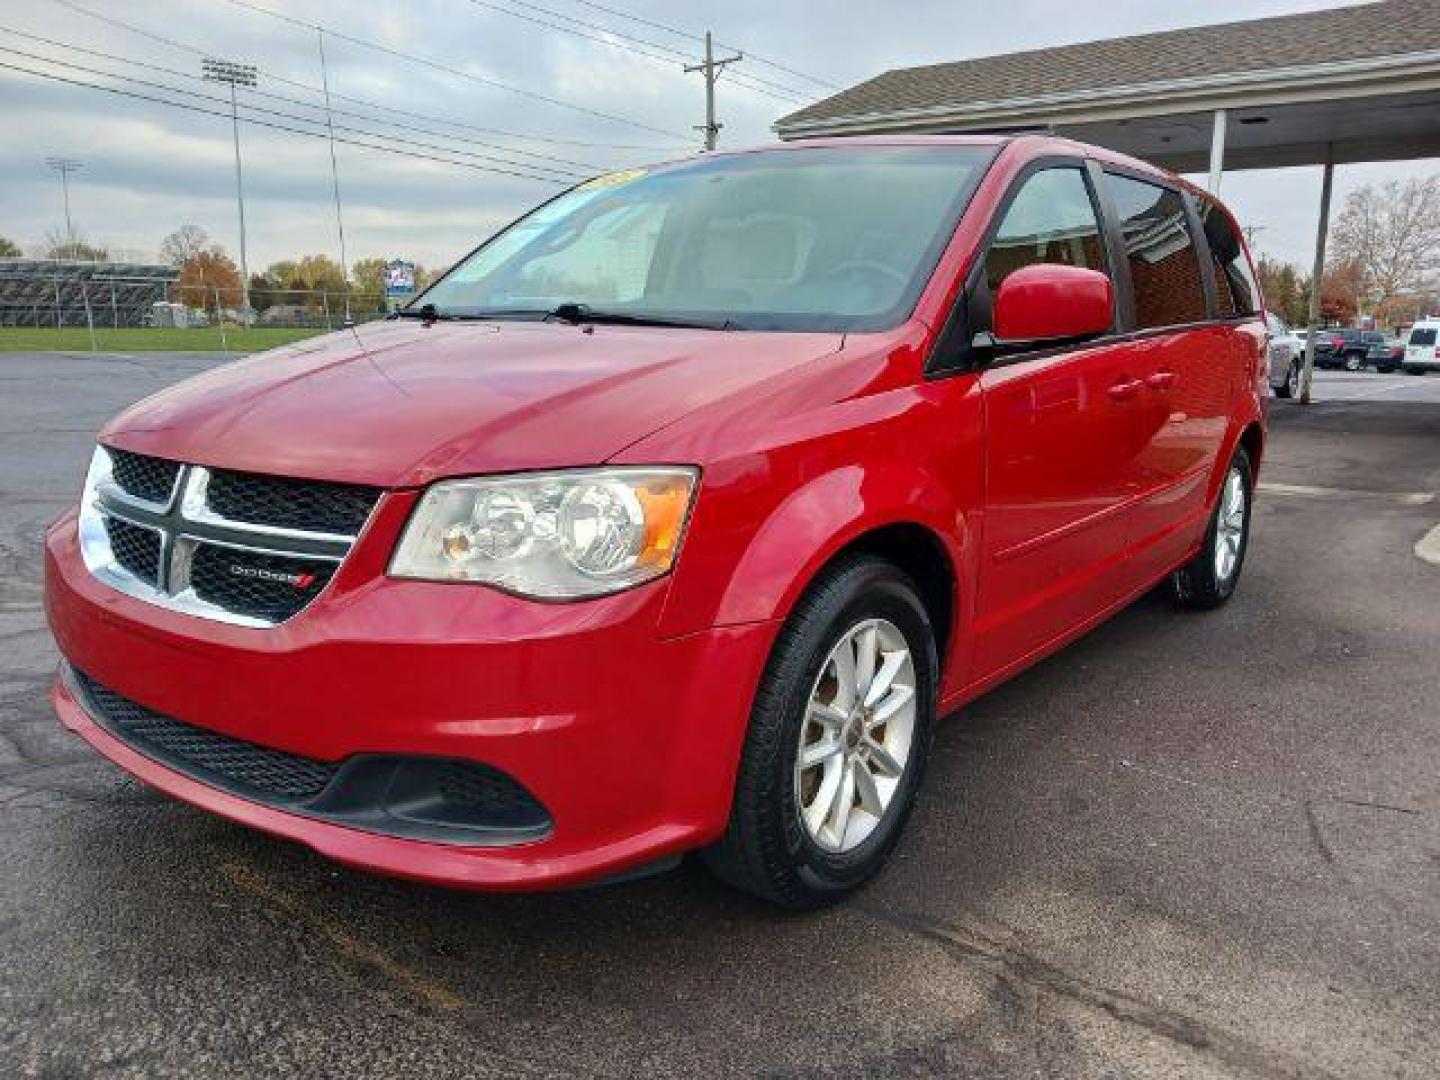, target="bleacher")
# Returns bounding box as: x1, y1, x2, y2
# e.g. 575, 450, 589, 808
0, 259, 179, 328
